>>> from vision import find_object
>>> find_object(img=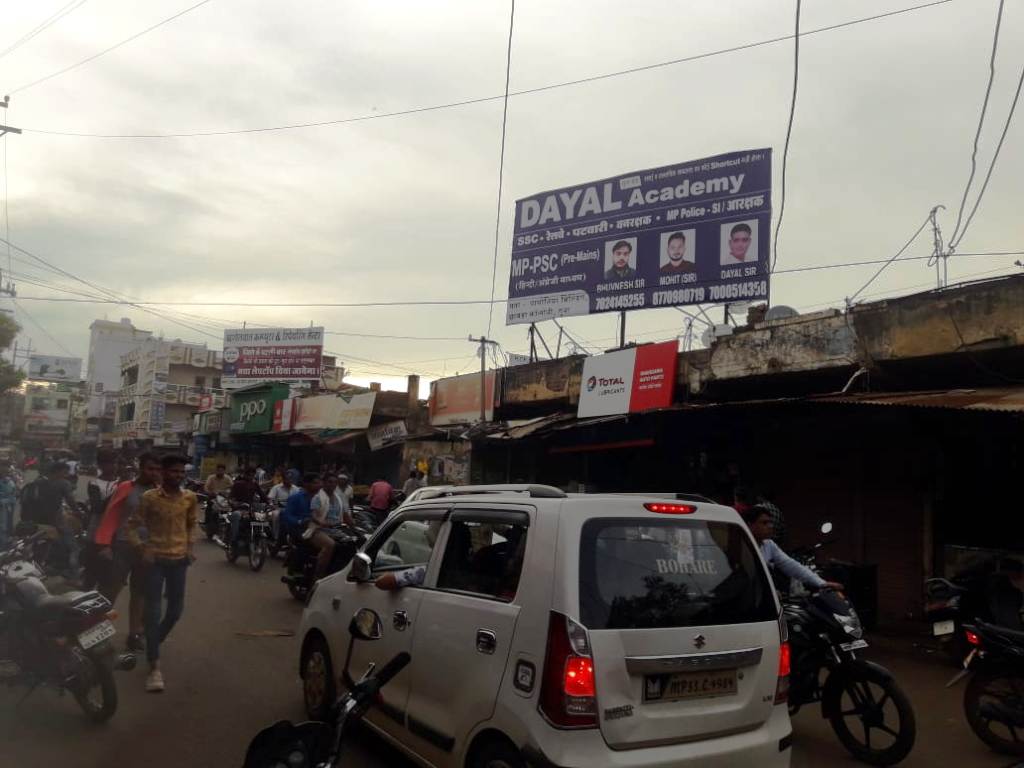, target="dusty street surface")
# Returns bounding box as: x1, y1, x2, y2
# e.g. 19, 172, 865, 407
1, 539, 1015, 767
